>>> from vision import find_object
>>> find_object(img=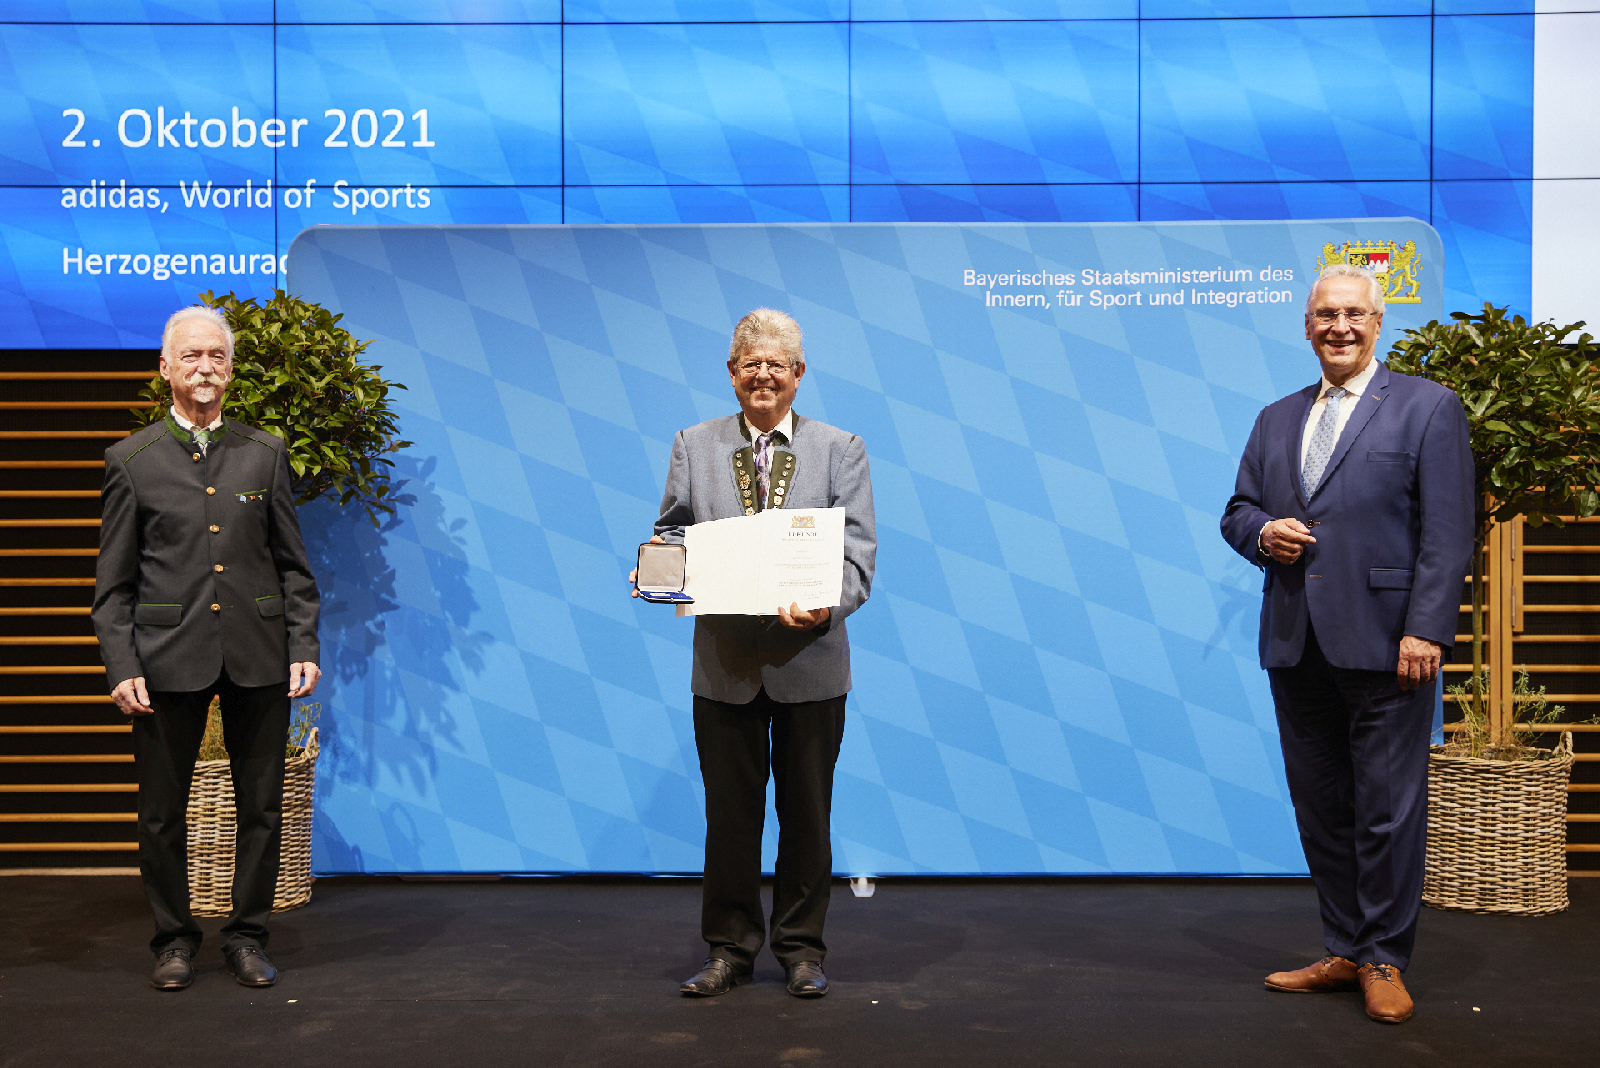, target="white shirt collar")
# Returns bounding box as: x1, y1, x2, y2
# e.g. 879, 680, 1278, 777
170, 405, 223, 433
1319, 357, 1379, 400
751, 410, 794, 444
